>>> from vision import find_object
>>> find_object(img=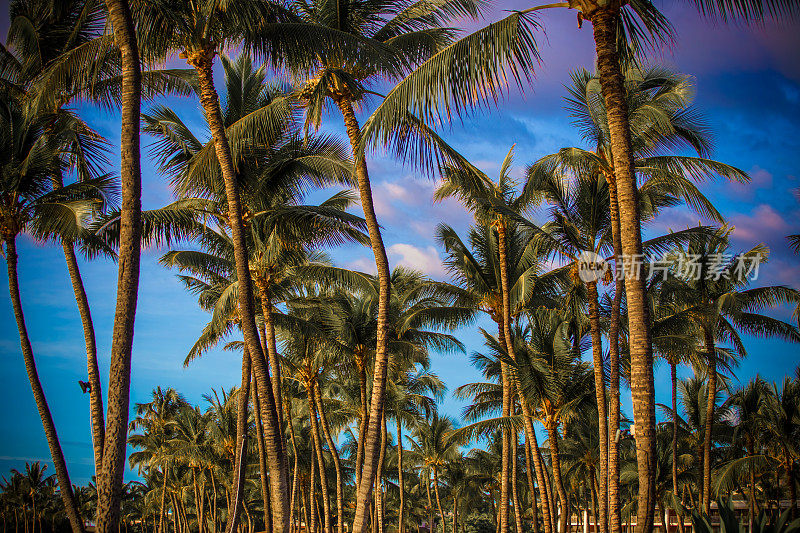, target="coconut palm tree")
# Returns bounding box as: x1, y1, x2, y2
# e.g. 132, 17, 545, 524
0, 92, 119, 533
657, 229, 800, 513
765, 373, 800, 518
